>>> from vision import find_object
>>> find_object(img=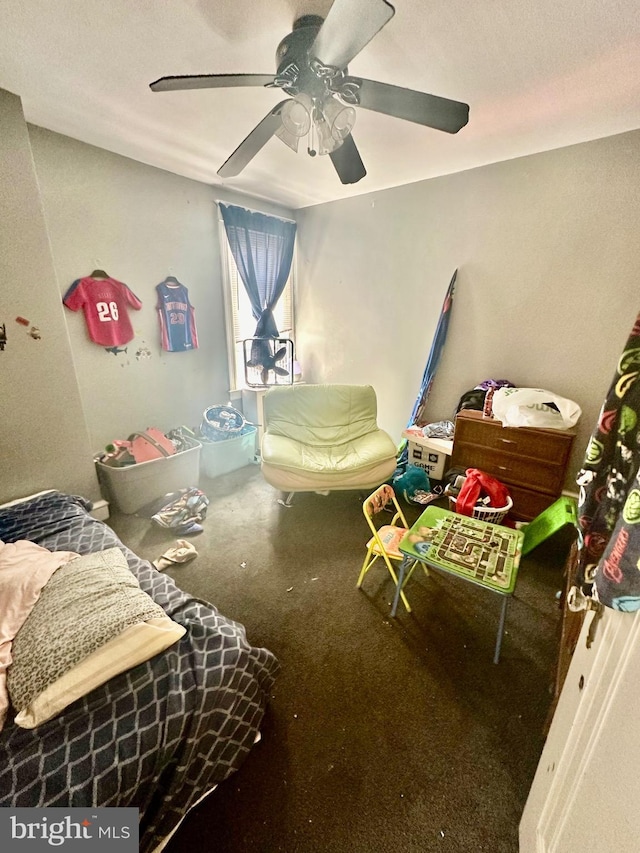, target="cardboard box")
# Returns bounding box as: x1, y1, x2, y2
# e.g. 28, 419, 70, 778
403, 430, 453, 481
